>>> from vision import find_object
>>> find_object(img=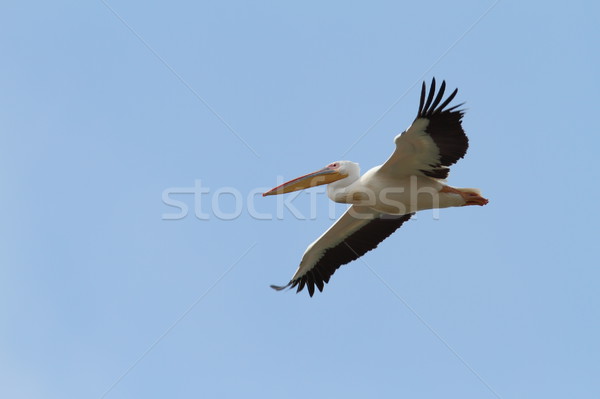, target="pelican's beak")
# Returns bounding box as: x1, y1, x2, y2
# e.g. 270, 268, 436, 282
263, 167, 347, 196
